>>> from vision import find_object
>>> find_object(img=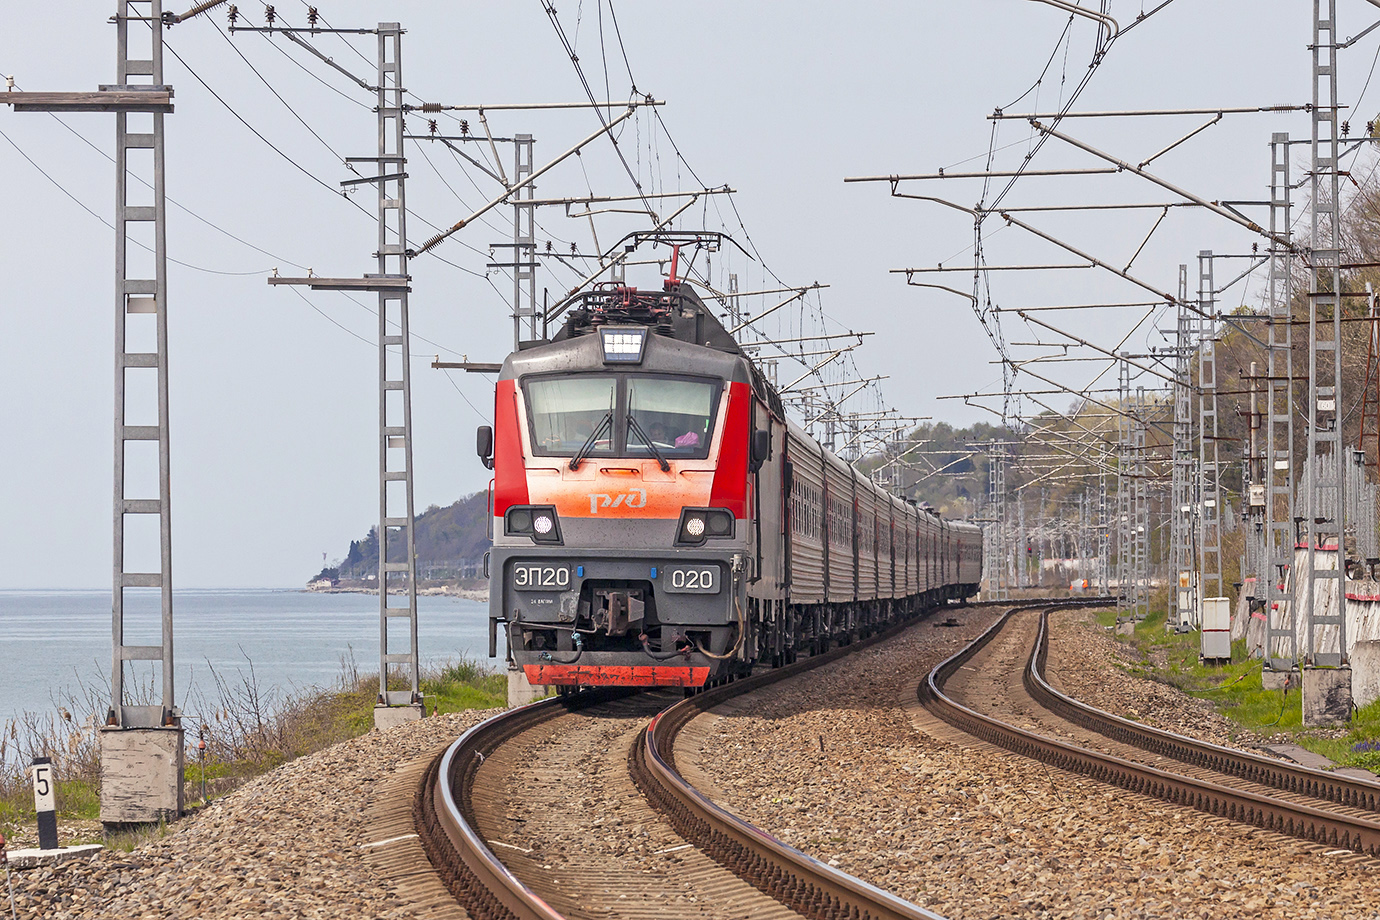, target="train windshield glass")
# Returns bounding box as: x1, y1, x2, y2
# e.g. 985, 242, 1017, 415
626, 377, 718, 459
526, 376, 617, 456
523, 374, 721, 460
